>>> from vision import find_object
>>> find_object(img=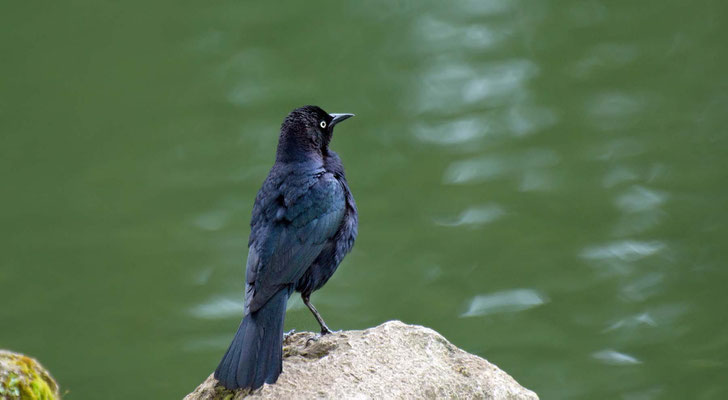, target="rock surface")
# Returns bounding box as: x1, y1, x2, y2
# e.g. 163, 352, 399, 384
185, 320, 538, 400
0, 350, 60, 400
